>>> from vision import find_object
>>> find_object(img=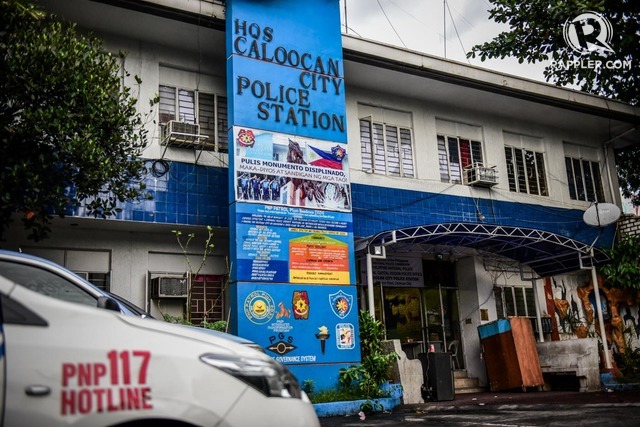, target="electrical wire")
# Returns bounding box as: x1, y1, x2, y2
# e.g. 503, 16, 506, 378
445, 0, 471, 65
376, 0, 407, 48
151, 159, 170, 178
